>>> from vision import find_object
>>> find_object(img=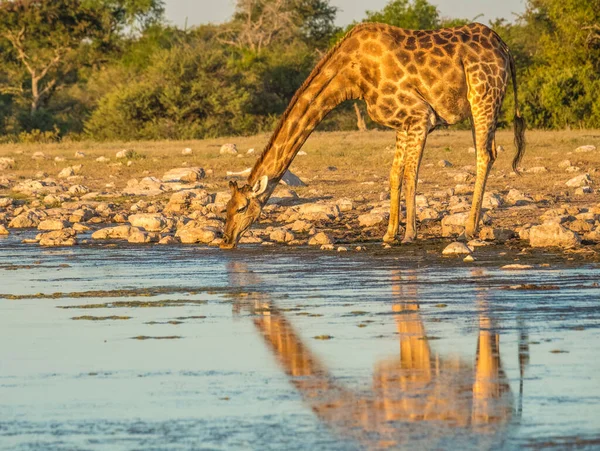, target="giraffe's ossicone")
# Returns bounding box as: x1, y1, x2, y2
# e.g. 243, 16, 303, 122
221, 22, 526, 249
